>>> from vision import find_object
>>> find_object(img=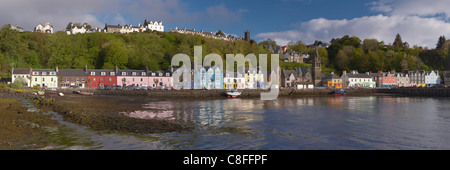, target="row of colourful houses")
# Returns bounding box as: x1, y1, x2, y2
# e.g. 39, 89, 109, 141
280, 69, 443, 89
334, 70, 441, 88
11, 66, 269, 90
12, 67, 173, 89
